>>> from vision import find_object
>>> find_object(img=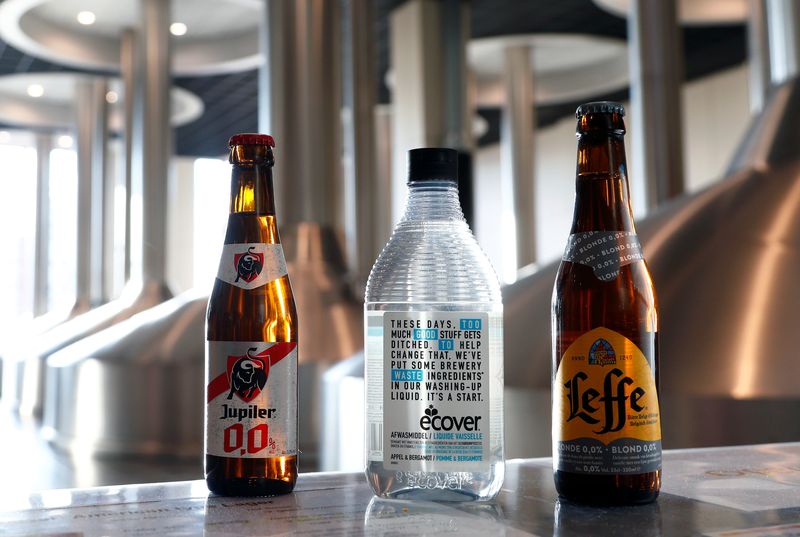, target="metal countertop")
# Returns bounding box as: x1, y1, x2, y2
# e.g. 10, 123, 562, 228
1, 443, 798, 536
